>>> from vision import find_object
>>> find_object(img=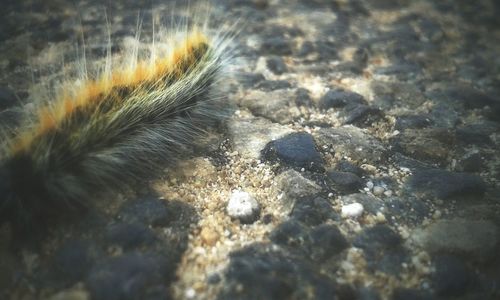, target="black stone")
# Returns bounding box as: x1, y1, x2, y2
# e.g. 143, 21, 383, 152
456, 123, 497, 146
358, 287, 381, 300
218, 244, 337, 300
290, 196, 339, 226
309, 224, 349, 261
391, 288, 434, 300
460, 153, 485, 173
262, 132, 324, 172
319, 89, 366, 110
266, 56, 288, 75
105, 223, 157, 250
239, 72, 265, 88
385, 197, 429, 226
394, 115, 433, 130
270, 220, 308, 248
446, 86, 500, 110
260, 37, 292, 55
353, 225, 402, 251
53, 240, 92, 283
336, 160, 365, 177
118, 196, 171, 227
256, 79, 292, 91
406, 169, 487, 200
294, 88, 313, 107
432, 255, 472, 297
86, 253, 171, 300
327, 171, 363, 193
343, 105, 384, 127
